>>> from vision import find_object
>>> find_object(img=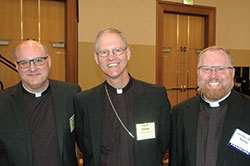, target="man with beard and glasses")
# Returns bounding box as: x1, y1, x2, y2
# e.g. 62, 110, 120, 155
170, 46, 250, 166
